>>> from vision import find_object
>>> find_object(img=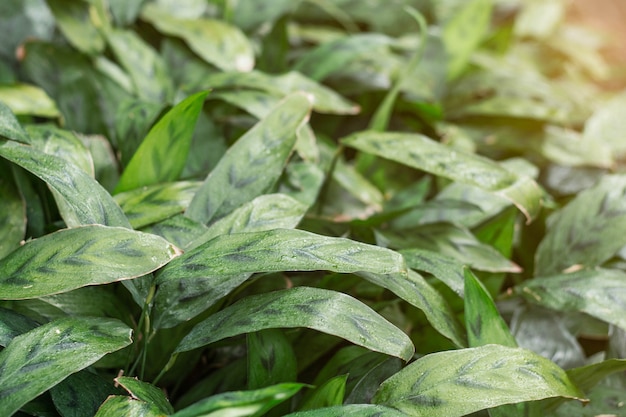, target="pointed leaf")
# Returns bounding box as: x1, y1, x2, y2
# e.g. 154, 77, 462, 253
115, 181, 201, 229
46, 0, 105, 55
284, 404, 408, 417
0, 225, 180, 299
95, 396, 164, 417
140, 3, 254, 72
0, 83, 60, 118
400, 249, 465, 296
116, 377, 175, 415
186, 93, 312, 225
171, 383, 305, 417
51, 371, 121, 417
175, 287, 415, 361
300, 374, 347, 411
516, 268, 626, 332
373, 344, 586, 417
342, 131, 541, 222
566, 359, 626, 393
105, 29, 173, 103
0, 100, 31, 144
156, 228, 406, 286
0, 139, 130, 227
464, 268, 517, 347
115, 91, 208, 193
0, 317, 132, 416
247, 329, 297, 390
535, 174, 626, 275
